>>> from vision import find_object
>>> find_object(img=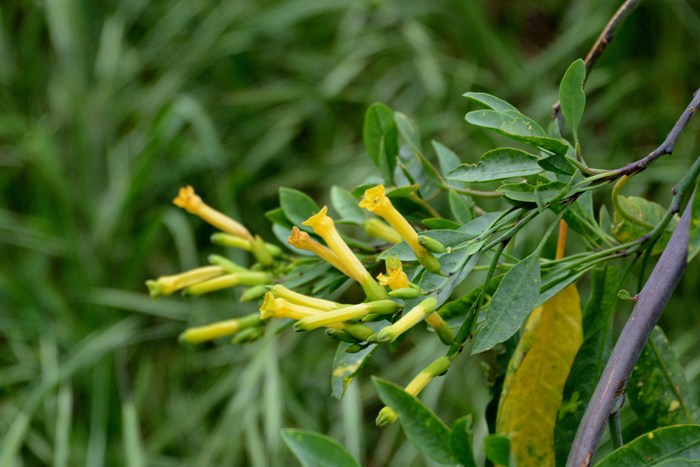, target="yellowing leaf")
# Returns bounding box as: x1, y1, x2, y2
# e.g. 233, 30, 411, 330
496, 284, 583, 467
613, 195, 678, 255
